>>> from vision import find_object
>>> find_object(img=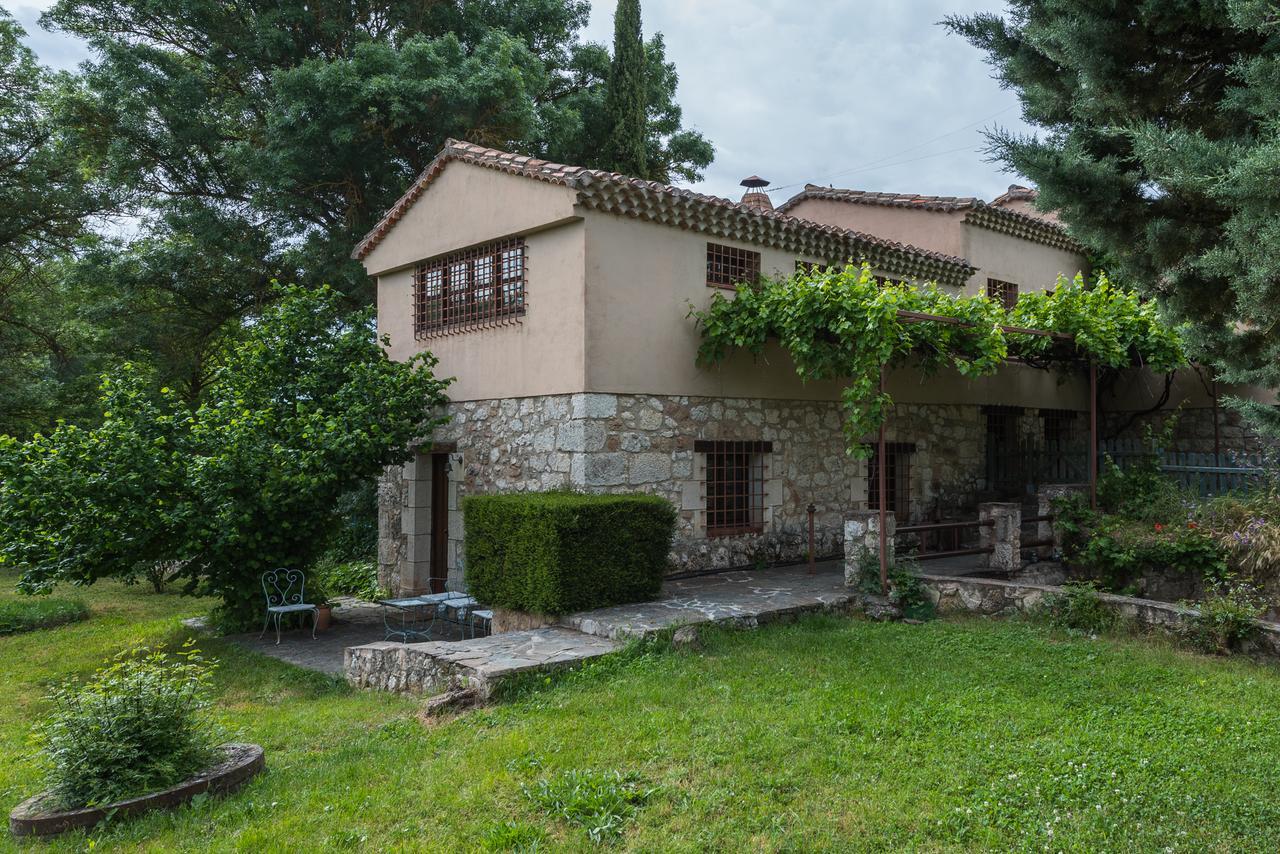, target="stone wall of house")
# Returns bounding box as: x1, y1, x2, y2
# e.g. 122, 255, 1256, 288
1103, 406, 1270, 457
378, 393, 1004, 593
